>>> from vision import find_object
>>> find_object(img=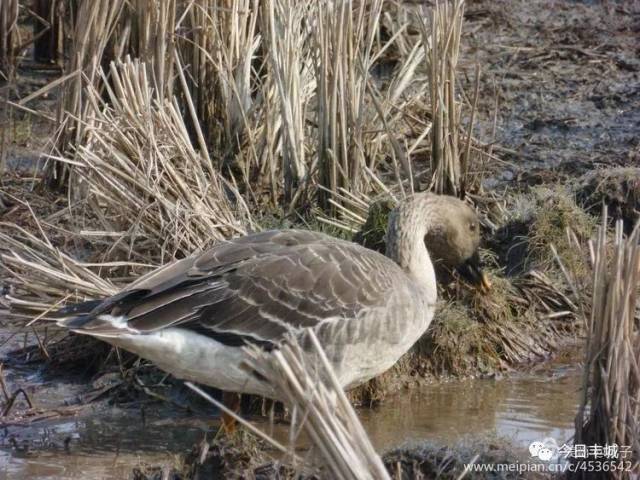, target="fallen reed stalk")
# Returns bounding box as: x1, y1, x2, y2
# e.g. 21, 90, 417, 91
0, 213, 118, 319
570, 215, 640, 478
188, 329, 391, 480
